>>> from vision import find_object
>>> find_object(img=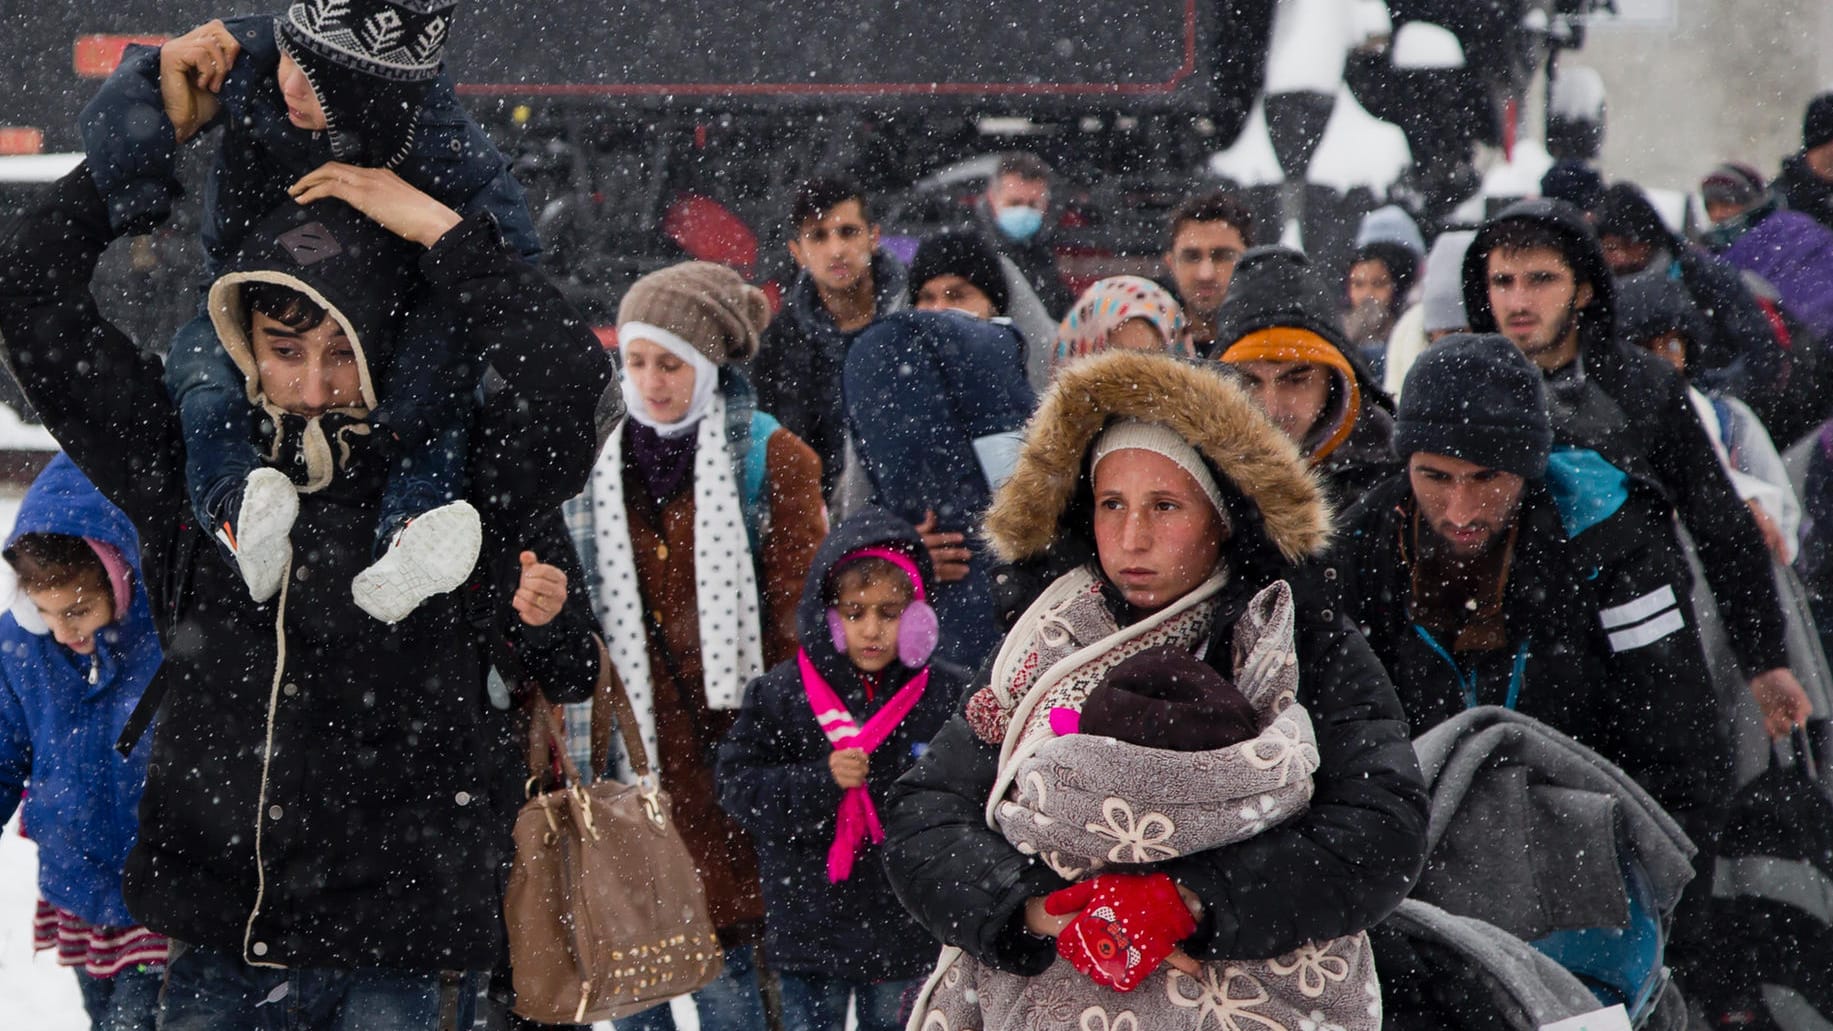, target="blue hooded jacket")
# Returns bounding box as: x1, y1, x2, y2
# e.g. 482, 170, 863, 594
0, 454, 160, 927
